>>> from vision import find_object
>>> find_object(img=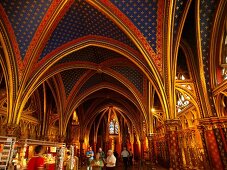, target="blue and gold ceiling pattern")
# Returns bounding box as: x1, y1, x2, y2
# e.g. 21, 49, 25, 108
1, 0, 52, 59
56, 46, 124, 65
173, 0, 187, 42
111, 65, 143, 94
40, 1, 138, 60
111, 0, 157, 52
77, 74, 105, 96
200, 0, 218, 116
60, 68, 86, 96
77, 73, 131, 97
